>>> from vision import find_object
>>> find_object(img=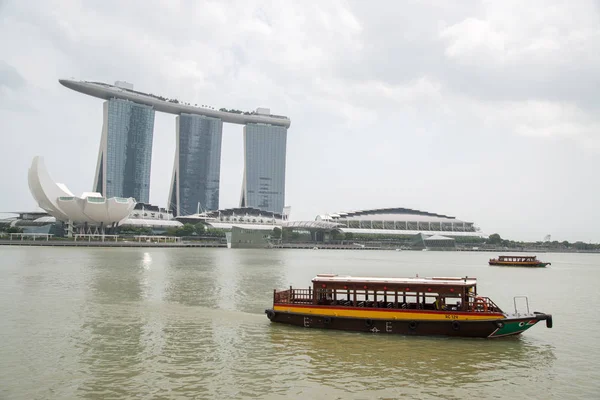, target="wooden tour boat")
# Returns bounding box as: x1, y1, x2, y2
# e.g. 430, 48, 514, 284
489, 255, 550, 268
265, 274, 553, 338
